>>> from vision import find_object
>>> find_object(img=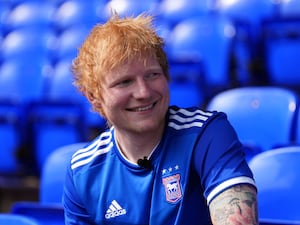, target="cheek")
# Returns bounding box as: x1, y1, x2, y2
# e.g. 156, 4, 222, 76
102, 89, 128, 110
160, 80, 170, 99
